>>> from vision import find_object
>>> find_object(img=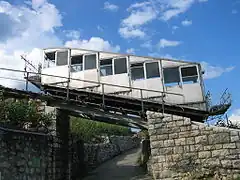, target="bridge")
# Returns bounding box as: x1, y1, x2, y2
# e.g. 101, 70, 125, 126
0, 66, 233, 180
0, 67, 231, 130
